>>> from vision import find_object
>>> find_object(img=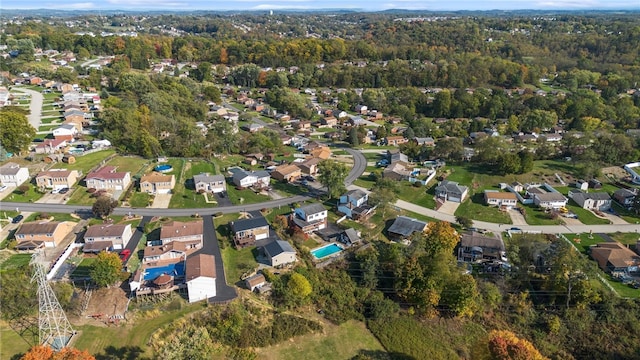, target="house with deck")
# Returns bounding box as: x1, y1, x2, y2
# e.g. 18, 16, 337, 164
458, 231, 507, 263
143, 241, 189, 264
232, 169, 271, 189
291, 203, 328, 234
337, 189, 374, 220
613, 188, 636, 209
159, 221, 204, 248
230, 216, 270, 248
590, 242, 640, 275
